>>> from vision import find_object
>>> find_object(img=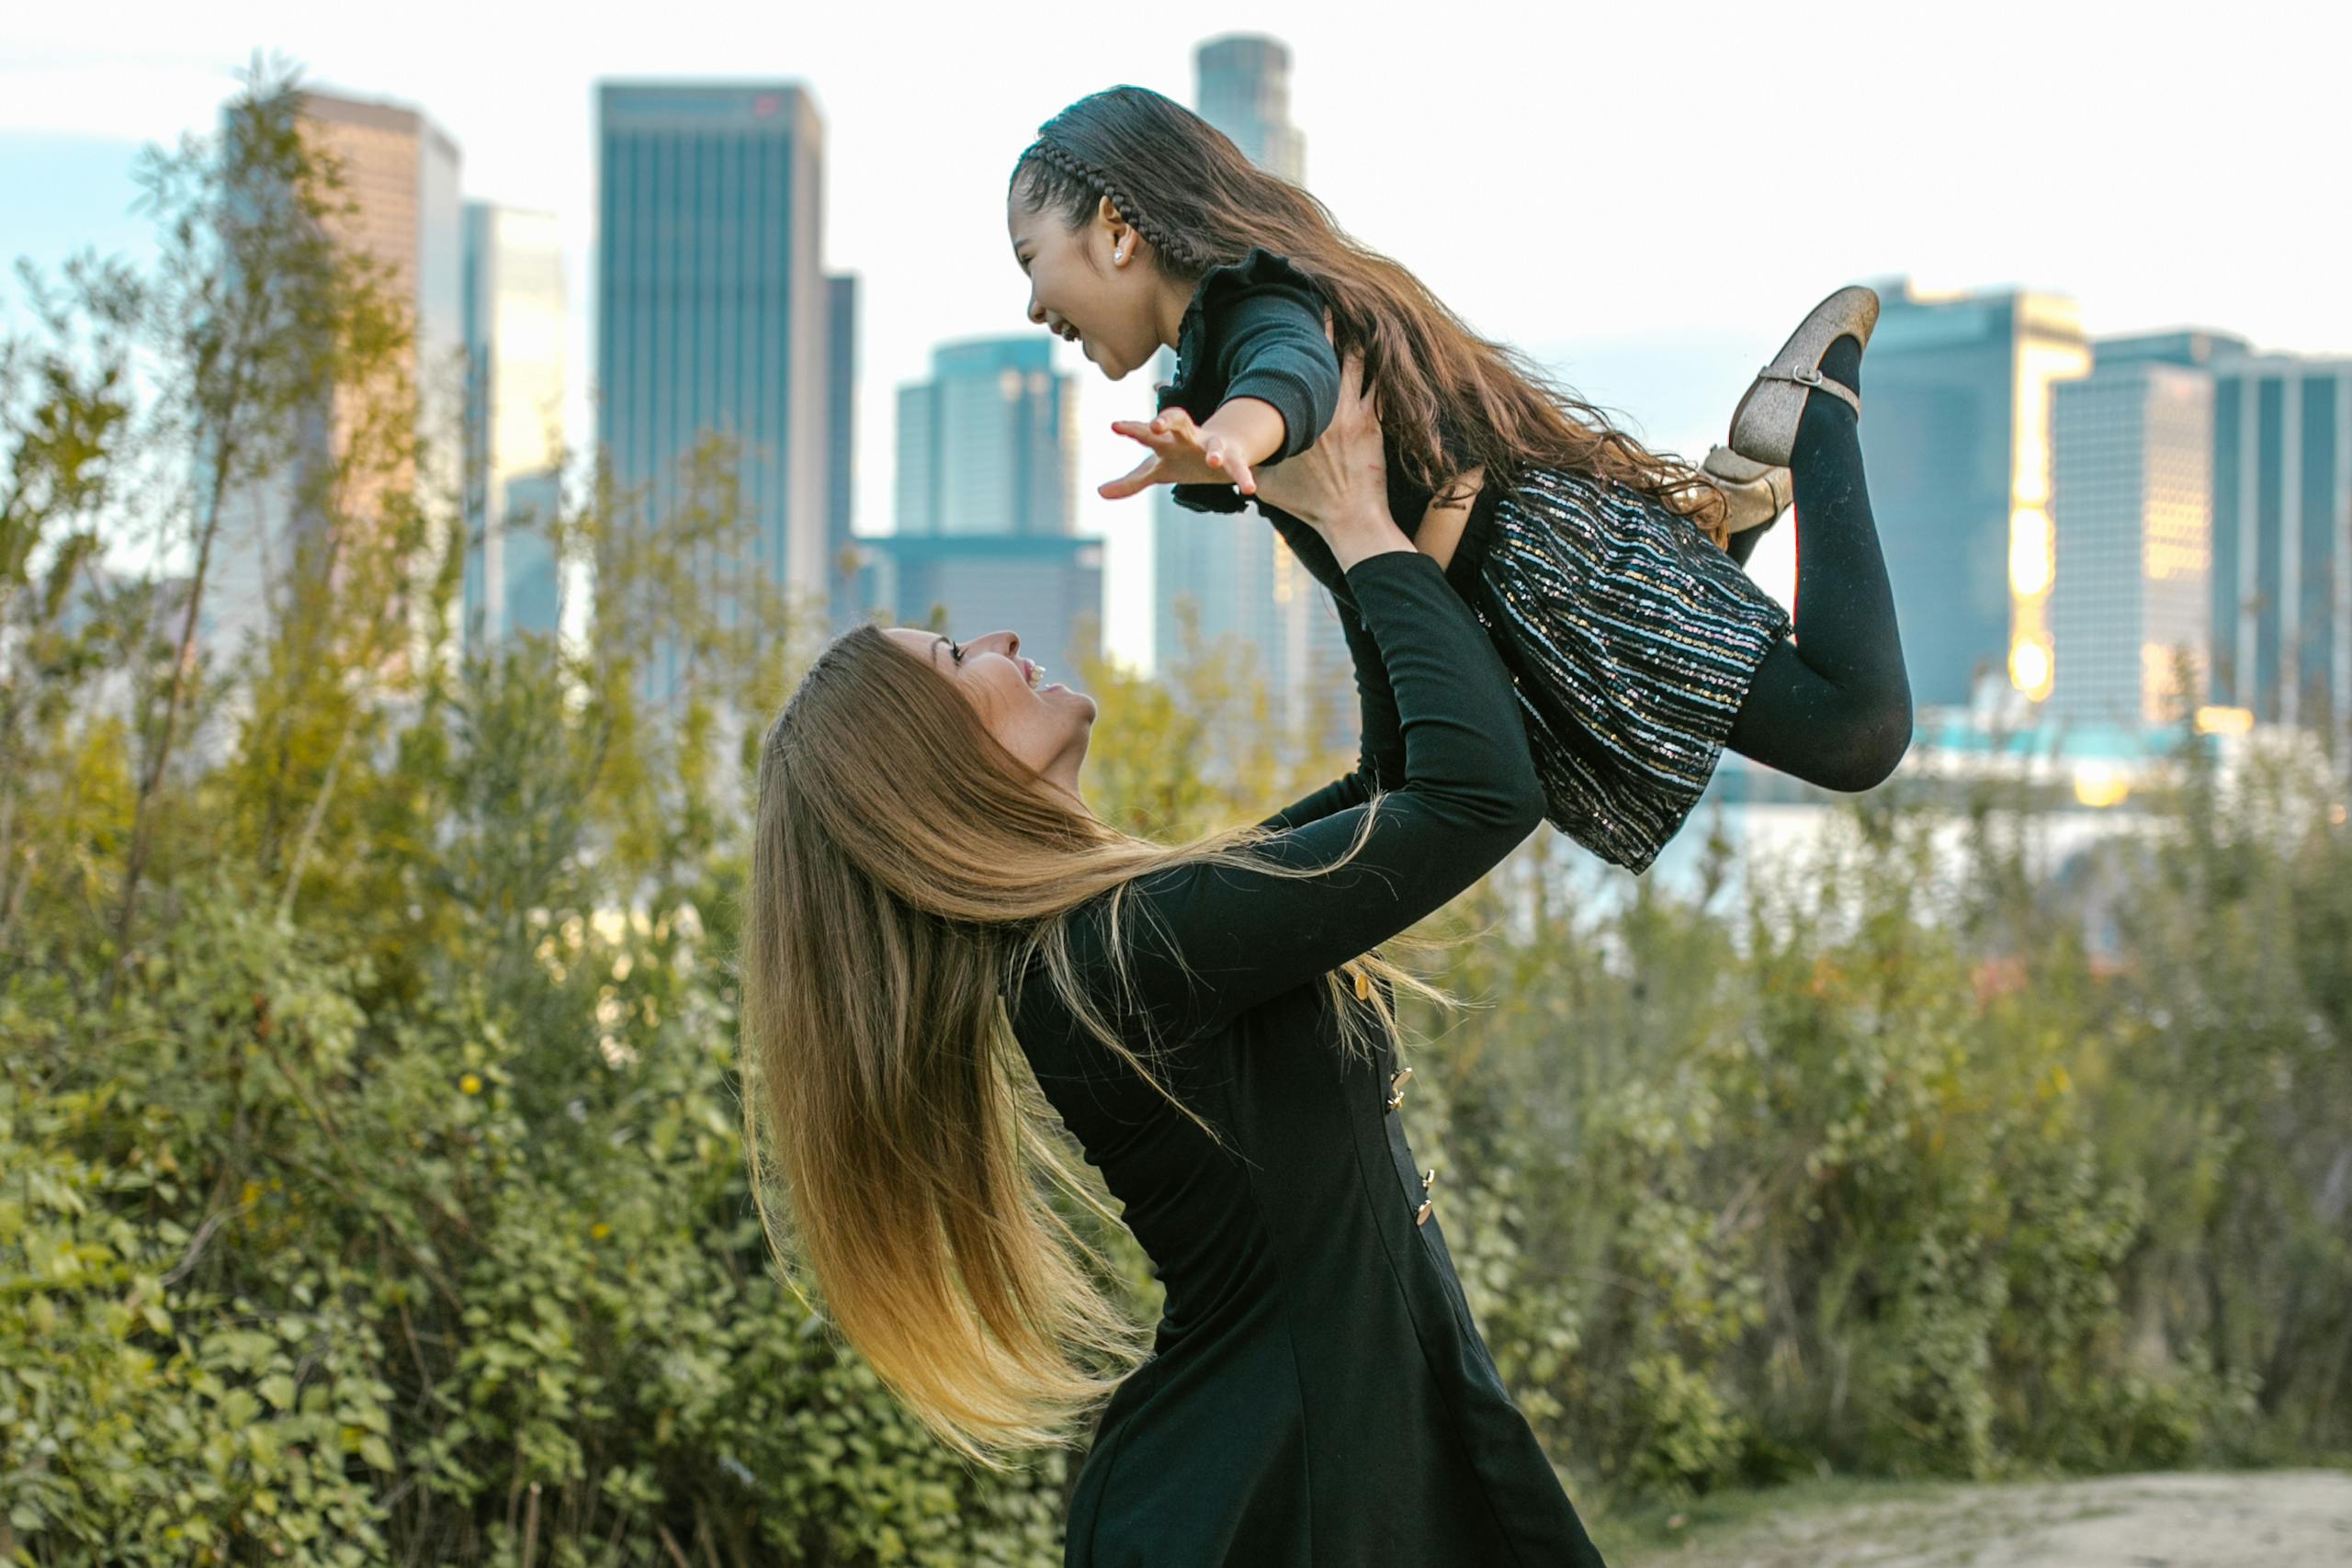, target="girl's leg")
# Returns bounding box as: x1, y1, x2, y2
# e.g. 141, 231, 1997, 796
1724, 513, 1777, 569
1724, 337, 1914, 791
